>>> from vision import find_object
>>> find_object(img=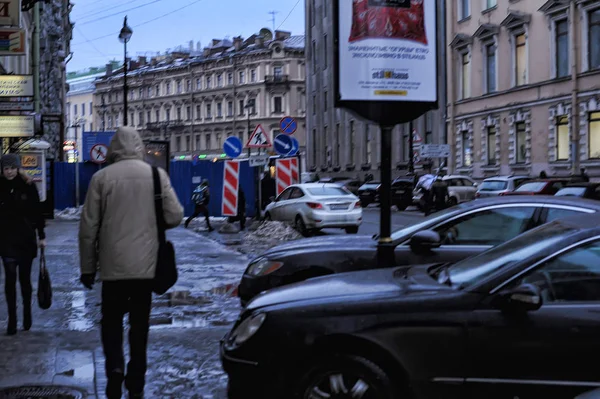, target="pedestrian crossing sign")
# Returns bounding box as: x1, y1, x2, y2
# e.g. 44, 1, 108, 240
246, 124, 272, 148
